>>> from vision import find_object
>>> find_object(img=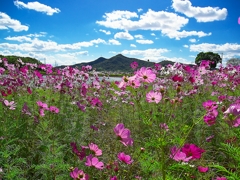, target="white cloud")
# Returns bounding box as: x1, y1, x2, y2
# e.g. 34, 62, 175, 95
162, 30, 211, 40
151, 33, 156, 36
130, 44, 136, 48
137, 8, 143, 12
97, 9, 188, 31
5, 35, 32, 42
172, 0, 227, 22
114, 31, 134, 40
183, 45, 189, 48
189, 38, 197, 43
0, 37, 106, 52
136, 39, 154, 44
120, 48, 192, 64
99, 29, 111, 35
0, 12, 28, 32
14, 1, 60, 16
134, 34, 144, 39
108, 39, 121, 45
121, 48, 169, 62
97, 9, 211, 39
